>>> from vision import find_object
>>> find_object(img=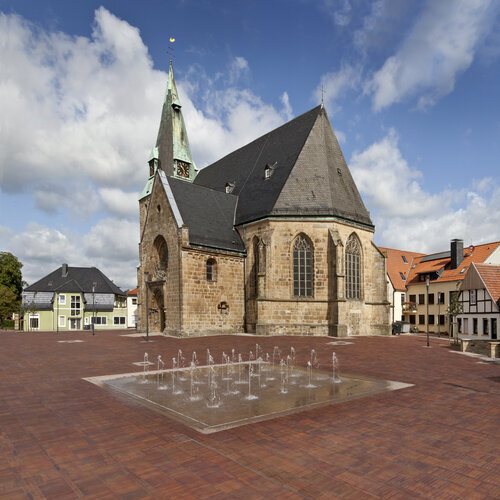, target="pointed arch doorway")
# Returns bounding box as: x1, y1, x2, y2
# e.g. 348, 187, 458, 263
152, 287, 166, 332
